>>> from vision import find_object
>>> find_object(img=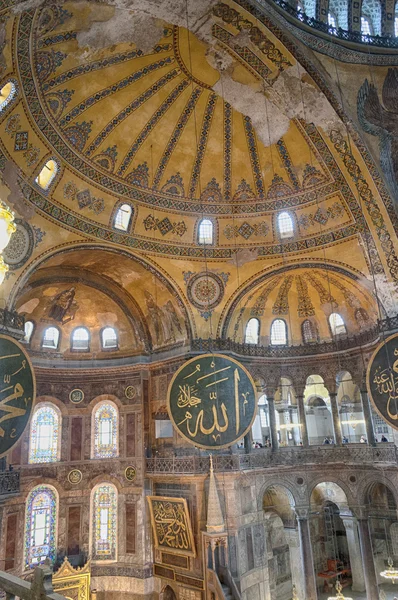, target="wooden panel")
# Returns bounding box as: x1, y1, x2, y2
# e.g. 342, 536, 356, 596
5, 514, 17, 571
70, 417, 82, 461
67, 506, 81, 556
126, 413, 136, 457
126, 502, 136, 554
